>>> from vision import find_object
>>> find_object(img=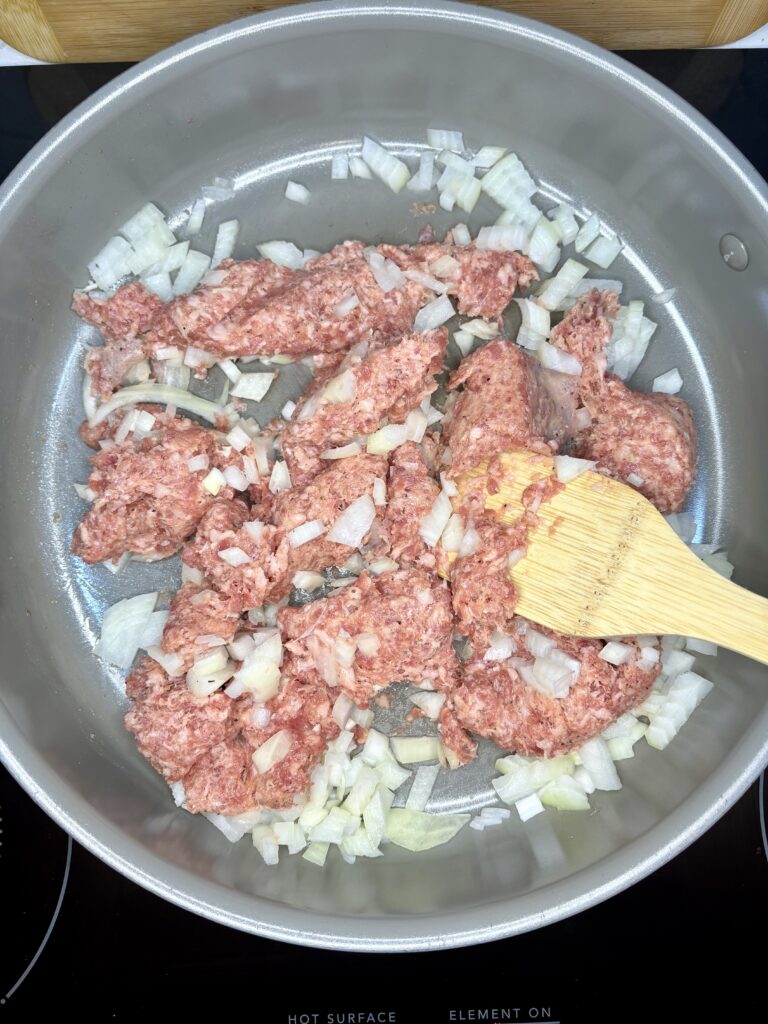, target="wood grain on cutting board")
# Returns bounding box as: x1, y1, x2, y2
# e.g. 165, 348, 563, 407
2, 0, 768, 62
